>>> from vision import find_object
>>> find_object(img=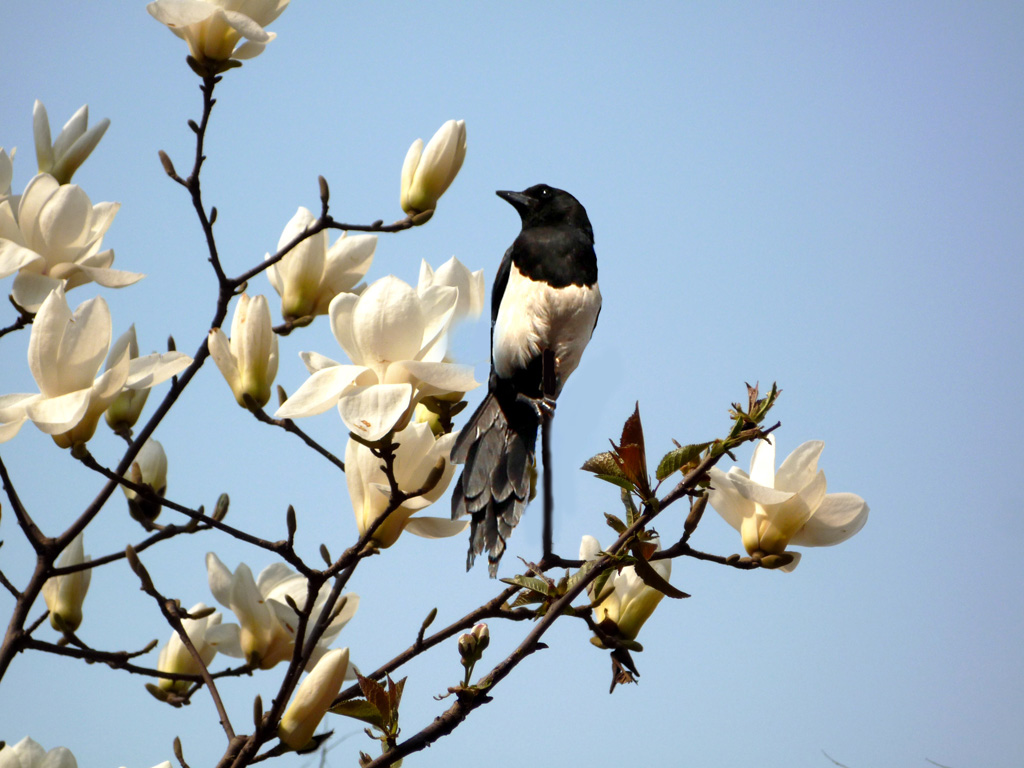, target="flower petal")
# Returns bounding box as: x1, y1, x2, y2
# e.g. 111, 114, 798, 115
126, 351, 192, 389
328, 291, 361, 362
779, 552, 802, 572
403, 517, 469, 539
33, 101, 55, 171
208, 327, 240, 393
775, 440, 824, 493
728, 473, 796, 507
51, 119, 110, 184
257, 562, 299, 595
71, 263, 145, 288
147, 0, 220, 28
24, 388, 90, 433
747, 437, 776, 487
51, 293, 111, 396
274, 364, 367, 418
206, 552, 234, 607
337, 383, 413, 441
299, 350, 341, 374
10, 271, 62, 313
389, 360, 479, 395
0, 408, 30, 443
706, 468, 752, 533
204, 622, 243, 658
349, 277, 426, 364
791, 493, 869, 547
0, 238, 44, 279
414, 284, 458, 362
